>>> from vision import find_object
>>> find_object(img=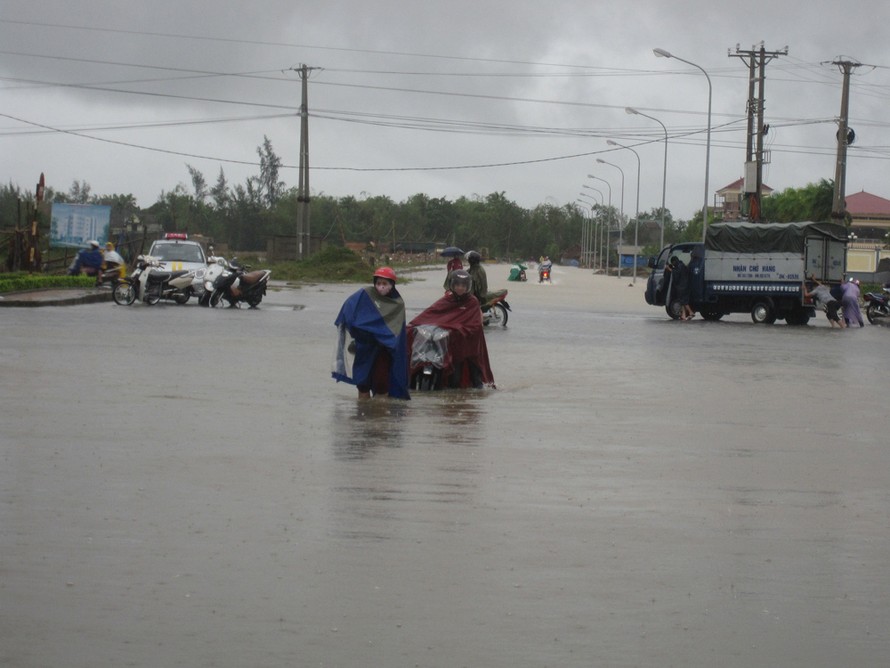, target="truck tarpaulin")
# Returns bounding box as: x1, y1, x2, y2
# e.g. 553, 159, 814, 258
705, 221, 848, 254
